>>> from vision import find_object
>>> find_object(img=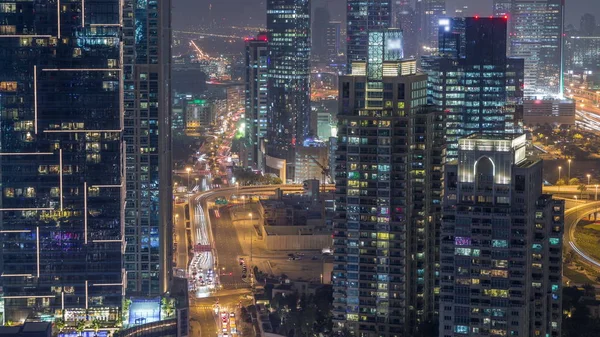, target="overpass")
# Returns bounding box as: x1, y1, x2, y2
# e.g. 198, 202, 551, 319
565, 201, 600, 269
175, 184, 334, 292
